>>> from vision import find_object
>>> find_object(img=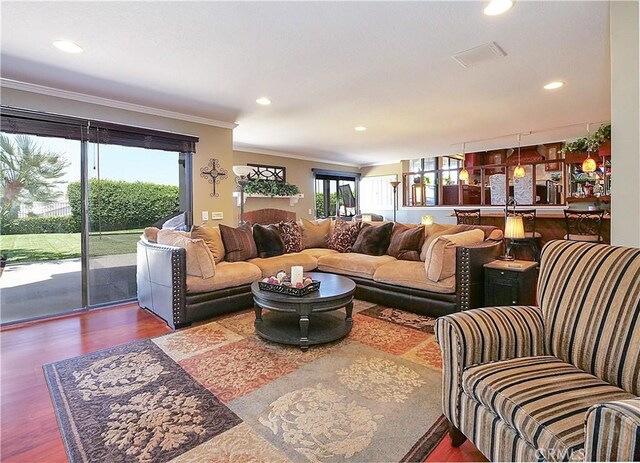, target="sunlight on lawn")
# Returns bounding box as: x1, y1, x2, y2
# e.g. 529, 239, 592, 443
0, 230, 143, 263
